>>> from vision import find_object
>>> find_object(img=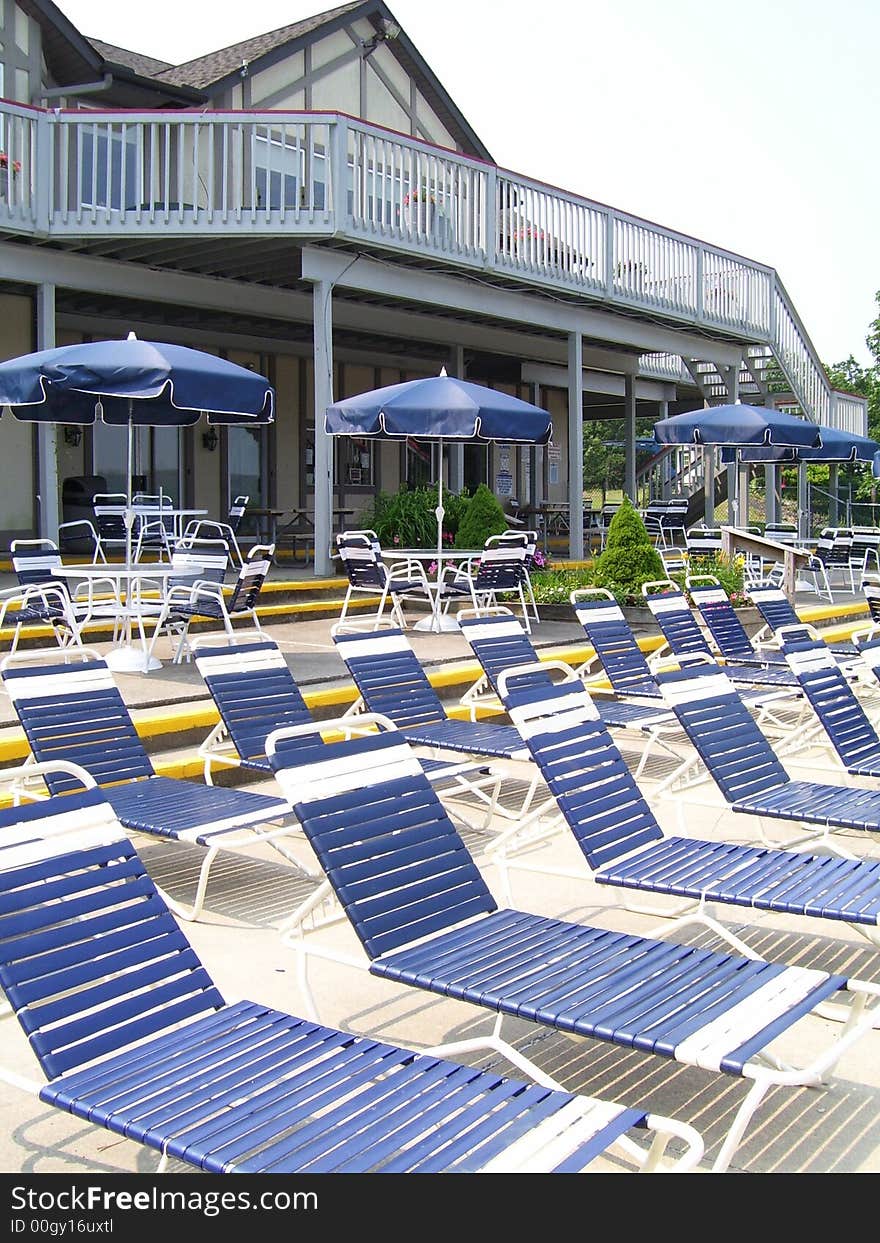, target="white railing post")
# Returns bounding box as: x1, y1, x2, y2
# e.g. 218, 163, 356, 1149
695, 245, 704, 323
329, 116, 349, 231
483, 164, 497, 266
